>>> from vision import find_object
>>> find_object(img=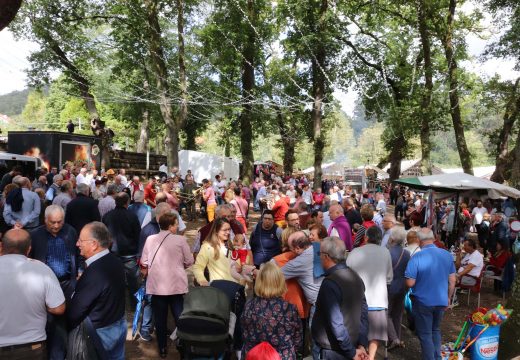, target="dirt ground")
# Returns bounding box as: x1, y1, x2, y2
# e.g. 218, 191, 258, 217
124, 206, 515, 360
